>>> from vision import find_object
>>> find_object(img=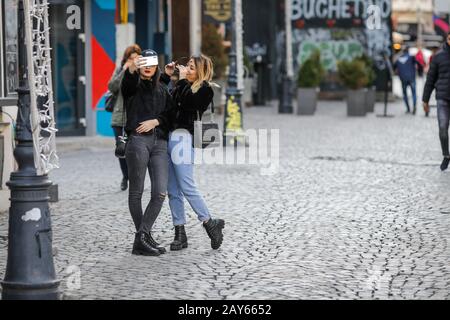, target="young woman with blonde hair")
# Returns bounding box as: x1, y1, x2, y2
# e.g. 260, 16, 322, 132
146, 54, 225, 251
